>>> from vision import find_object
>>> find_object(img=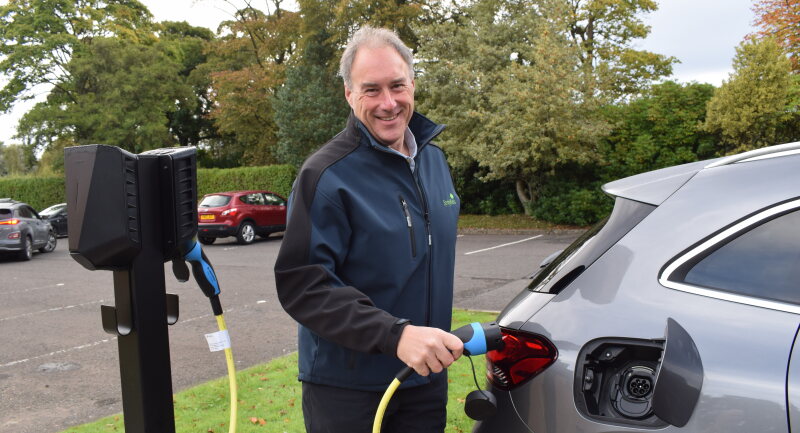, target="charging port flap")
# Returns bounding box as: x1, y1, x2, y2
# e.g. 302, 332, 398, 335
652, 318, 704, 427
